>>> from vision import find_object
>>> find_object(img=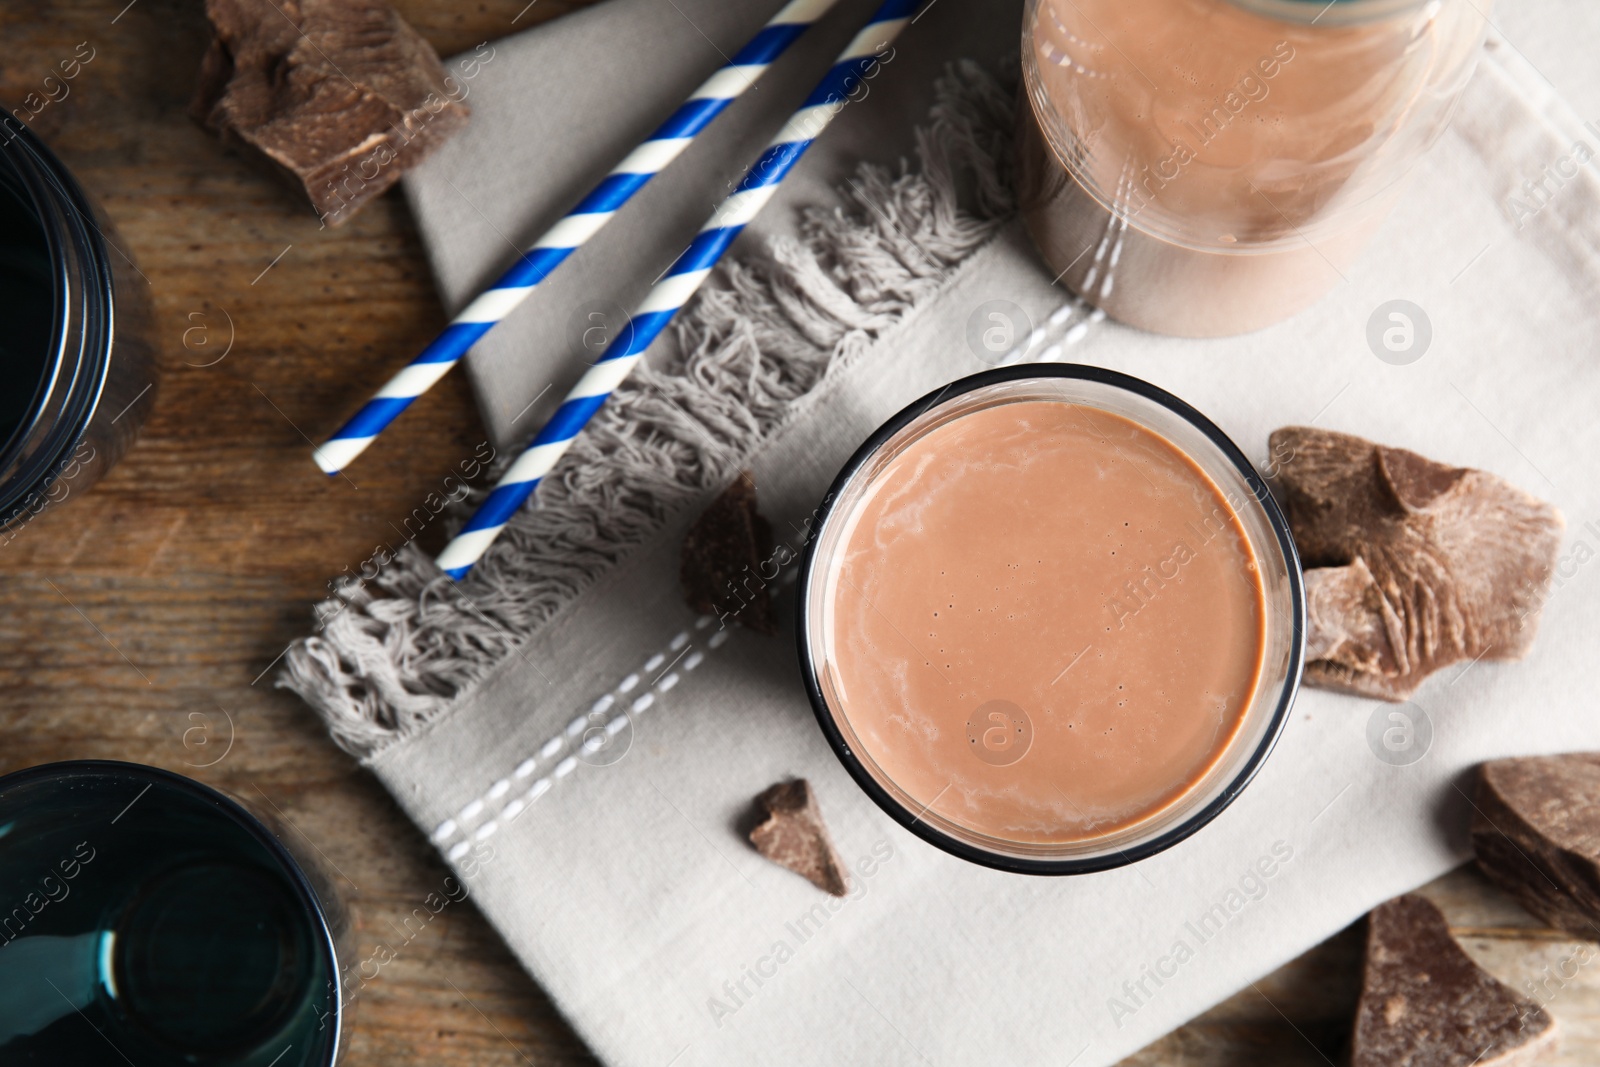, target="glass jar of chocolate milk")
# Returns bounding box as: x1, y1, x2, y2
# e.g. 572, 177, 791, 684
1017, 0, 1490, 336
